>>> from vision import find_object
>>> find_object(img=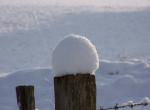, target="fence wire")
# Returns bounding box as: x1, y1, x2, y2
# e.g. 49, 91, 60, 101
97, 102, 150, 110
